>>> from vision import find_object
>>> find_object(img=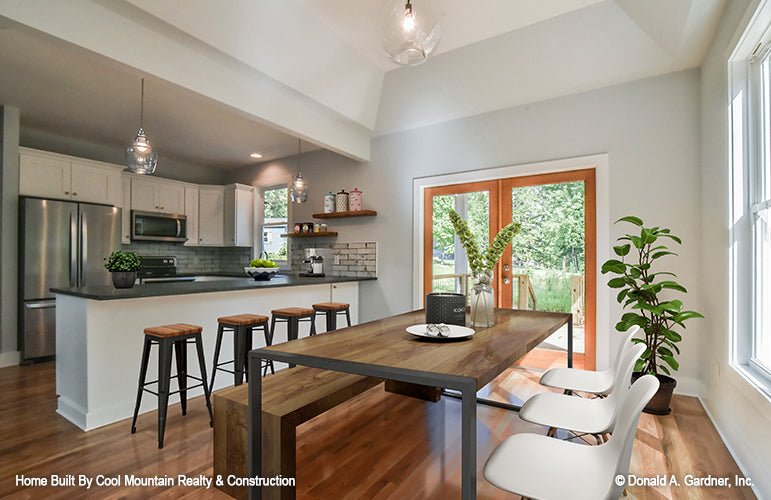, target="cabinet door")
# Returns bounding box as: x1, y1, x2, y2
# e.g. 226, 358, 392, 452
121, 176, 132, 244
234, 186, 254, 246
131, 178, 158, 212
70, 161, 121, 206
19, 153, 71, 199
198, 187, 224, 245
157, 182, 185, 214
184, 186, 199, 246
